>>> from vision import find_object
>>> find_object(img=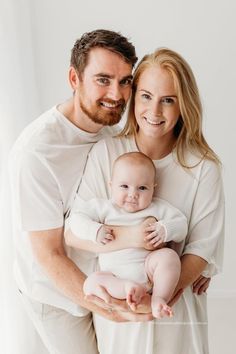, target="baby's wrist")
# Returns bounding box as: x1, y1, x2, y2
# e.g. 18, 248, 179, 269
96, 225, 106, 243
